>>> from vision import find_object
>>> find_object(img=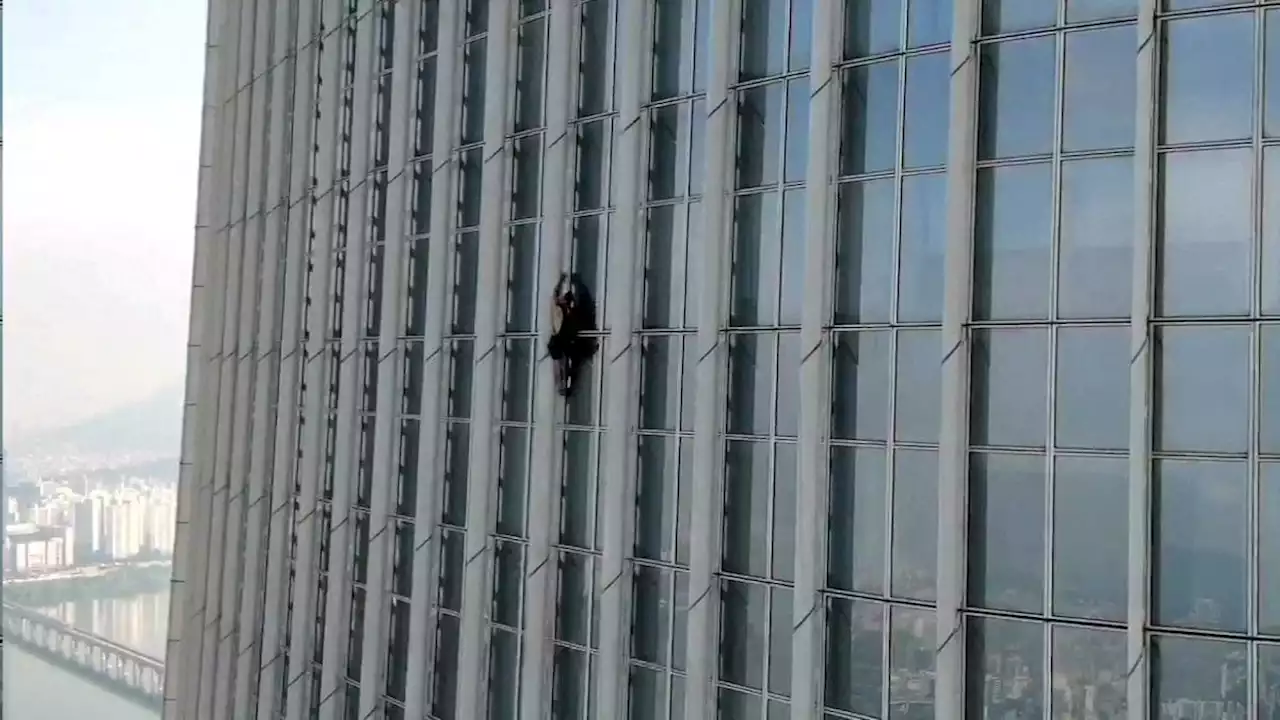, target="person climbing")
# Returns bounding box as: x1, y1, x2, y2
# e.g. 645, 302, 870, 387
548, 273, 599, 397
